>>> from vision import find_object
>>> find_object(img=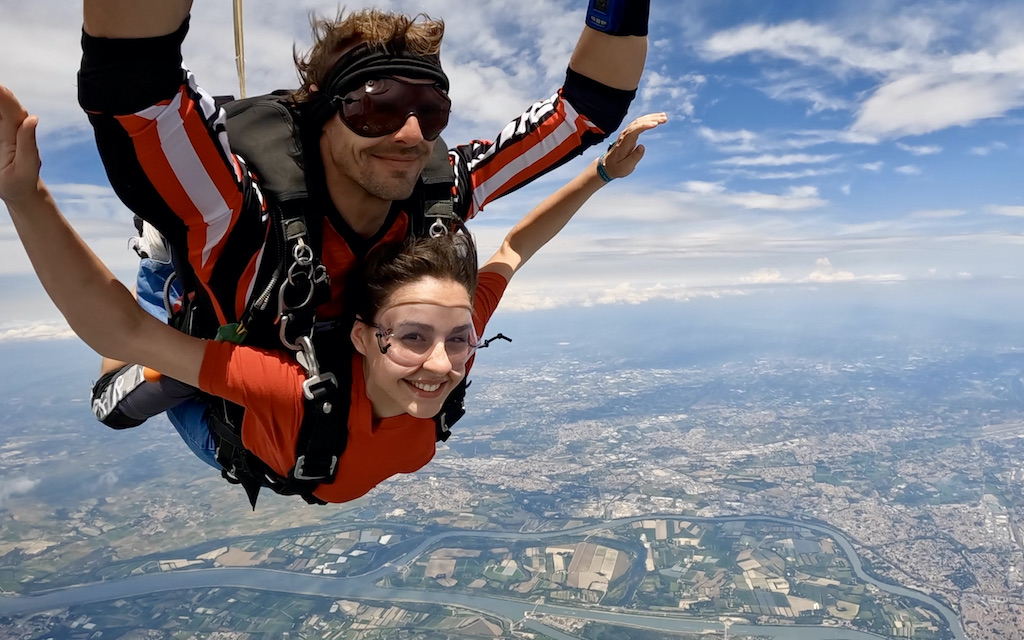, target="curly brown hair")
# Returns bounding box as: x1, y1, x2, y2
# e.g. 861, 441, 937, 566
292, 8, 445, 104
349, 232, 478, 324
